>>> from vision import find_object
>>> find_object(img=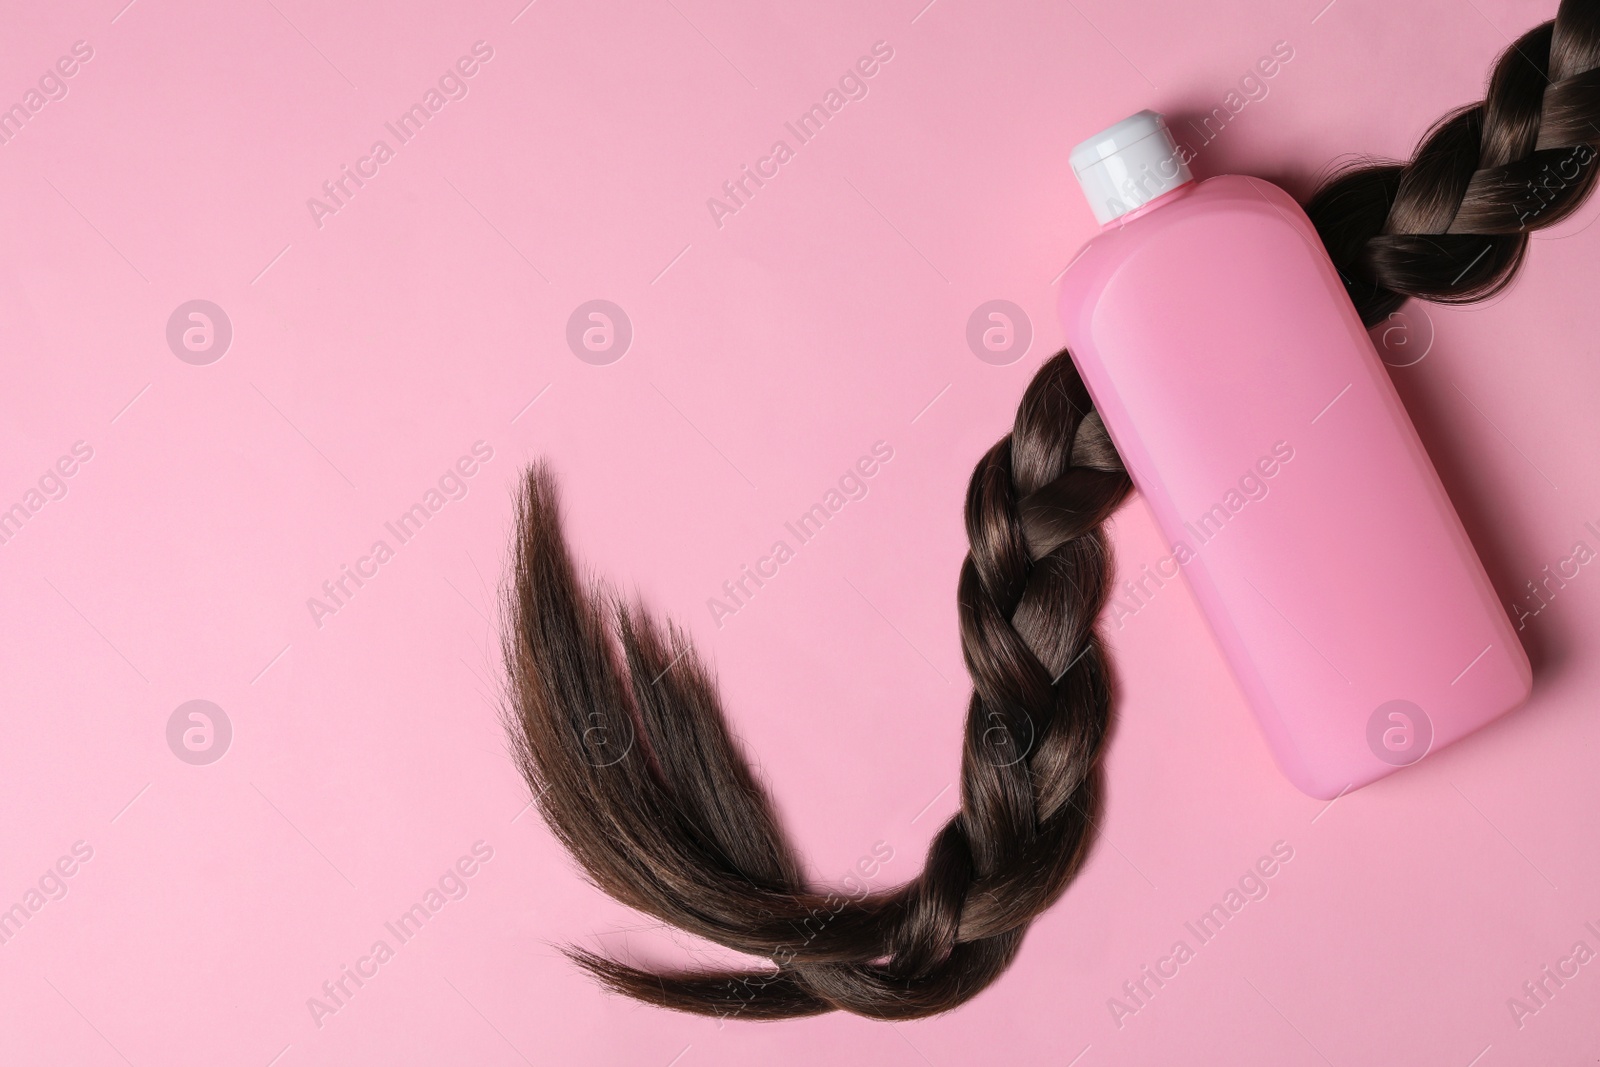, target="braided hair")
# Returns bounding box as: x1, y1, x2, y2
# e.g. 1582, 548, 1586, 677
504, 0, 1600, 1020
1308, 0, 1600, 325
